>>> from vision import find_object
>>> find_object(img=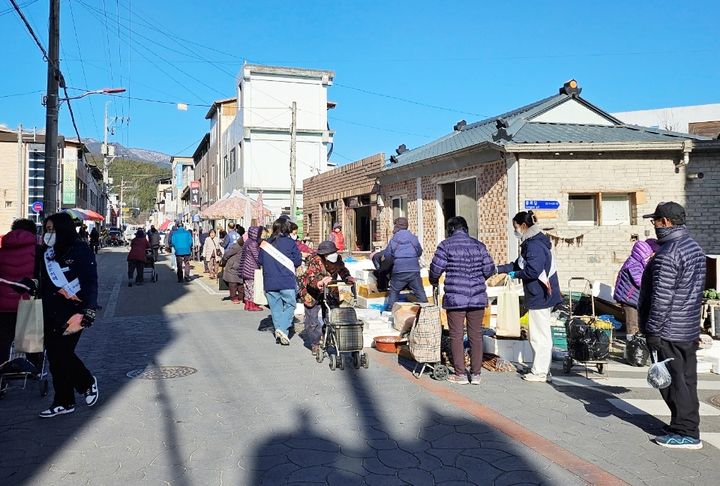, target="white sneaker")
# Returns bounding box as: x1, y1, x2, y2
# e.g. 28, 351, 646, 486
275, 330, 290, 346
39, 405, 75, 418
522, 372, 551, 383
84, 376, 99, 406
